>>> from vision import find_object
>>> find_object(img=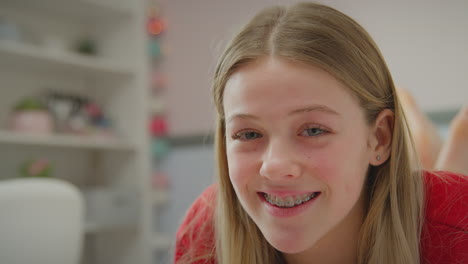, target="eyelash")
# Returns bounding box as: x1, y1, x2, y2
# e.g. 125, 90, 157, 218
231, 130, 262, 141
299, 125, 329, 137
231, 125, 329, 141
